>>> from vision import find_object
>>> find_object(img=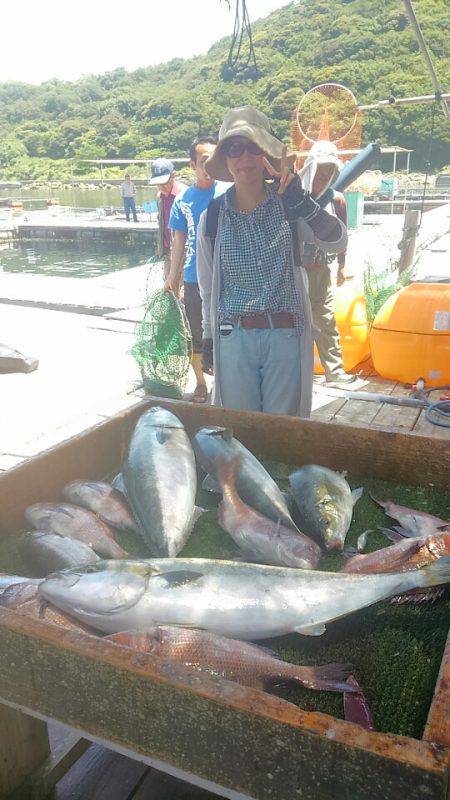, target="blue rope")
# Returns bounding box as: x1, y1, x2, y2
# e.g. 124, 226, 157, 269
425, 400, 450, 428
